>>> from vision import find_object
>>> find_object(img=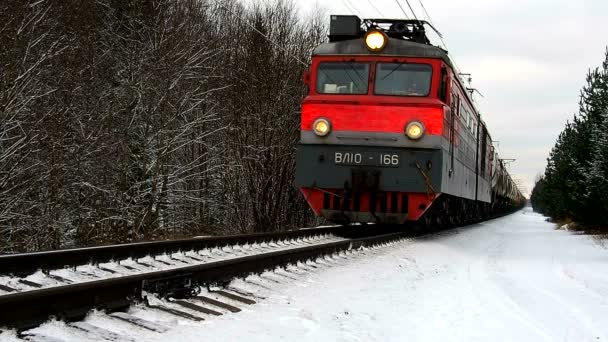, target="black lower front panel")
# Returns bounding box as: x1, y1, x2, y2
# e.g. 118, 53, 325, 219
294, 144, 443, 193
